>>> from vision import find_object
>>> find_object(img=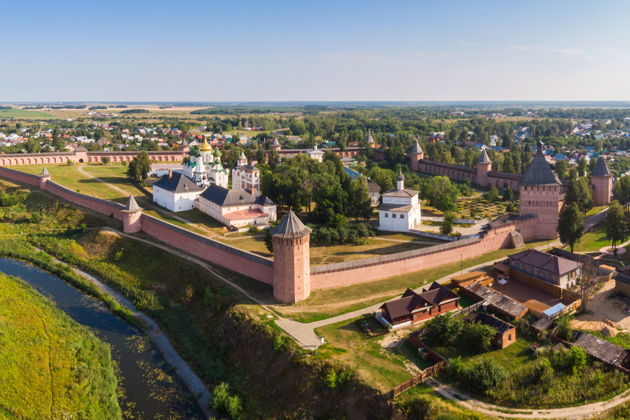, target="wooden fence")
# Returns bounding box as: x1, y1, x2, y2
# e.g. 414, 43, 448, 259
392, 361, 446, 398
393, 336, 449, 398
